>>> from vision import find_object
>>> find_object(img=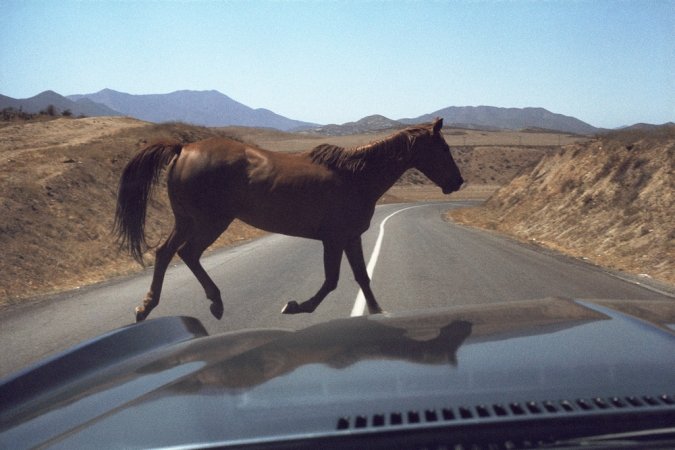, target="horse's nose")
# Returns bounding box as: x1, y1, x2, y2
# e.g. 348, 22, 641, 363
443, 176, 464, 194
